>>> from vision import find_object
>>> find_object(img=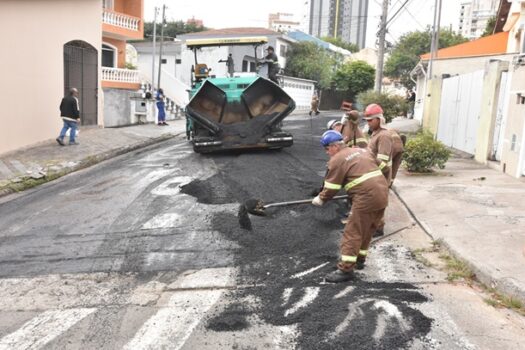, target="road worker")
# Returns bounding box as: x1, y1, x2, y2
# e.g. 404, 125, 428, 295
312, 130, 389, 283
327, 110, 367, 148
389, 129, 405, 186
